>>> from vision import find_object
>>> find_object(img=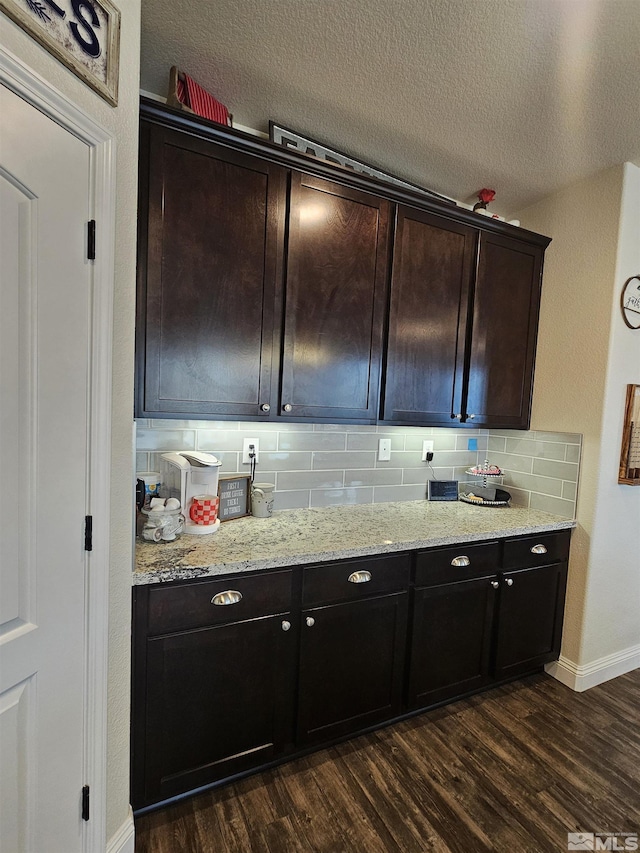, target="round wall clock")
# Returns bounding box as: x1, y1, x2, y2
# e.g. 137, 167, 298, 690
621, 275, 640, 329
